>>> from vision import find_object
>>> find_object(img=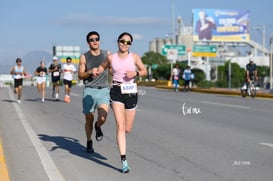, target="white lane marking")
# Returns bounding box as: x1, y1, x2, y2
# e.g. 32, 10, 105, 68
70, 92, 80, 97
8, 88, 65, 181
201, 101, 250, 109
138, 89, 147, 96
259, 142, 273, 148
